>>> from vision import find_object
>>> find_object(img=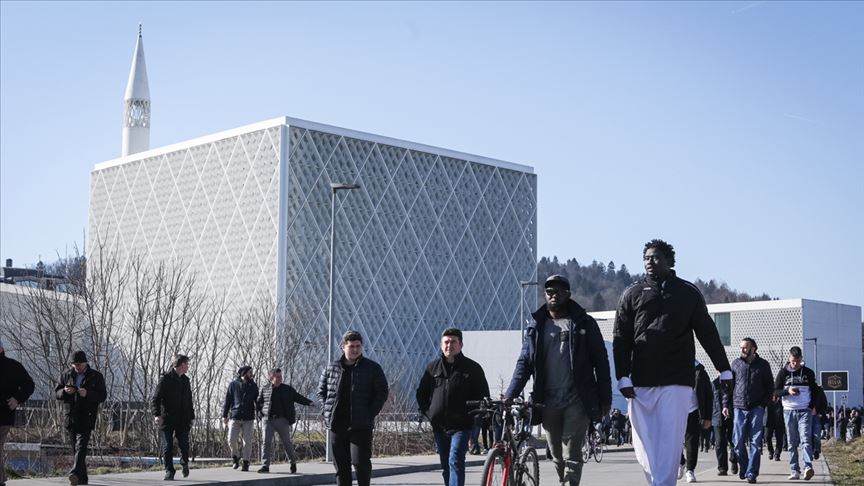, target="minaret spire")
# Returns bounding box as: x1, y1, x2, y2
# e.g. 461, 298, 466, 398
121, 24, 150, 156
